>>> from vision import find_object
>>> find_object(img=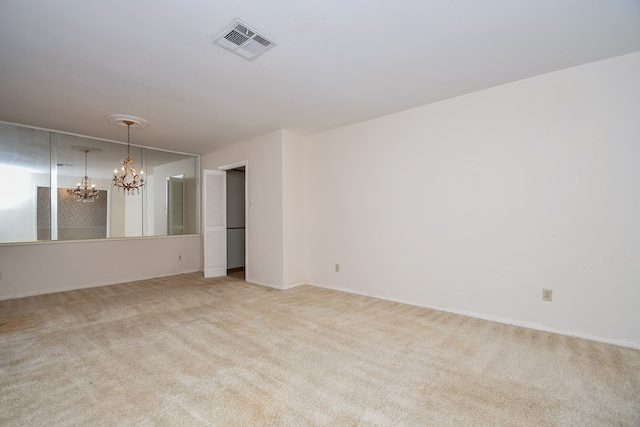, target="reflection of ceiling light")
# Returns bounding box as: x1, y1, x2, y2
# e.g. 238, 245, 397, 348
67, 147, 100, 202
107, 114, 148, 195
